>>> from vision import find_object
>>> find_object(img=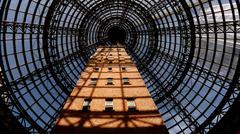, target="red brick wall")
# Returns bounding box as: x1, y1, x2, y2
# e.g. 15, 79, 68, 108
53, 46, 168, 134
